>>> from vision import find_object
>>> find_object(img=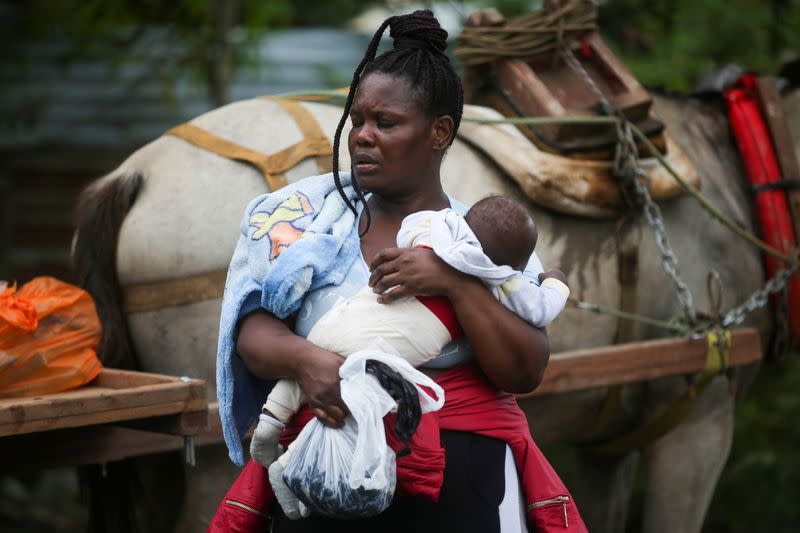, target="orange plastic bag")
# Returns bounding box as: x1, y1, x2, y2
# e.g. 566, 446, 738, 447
0, 277, 103, 398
